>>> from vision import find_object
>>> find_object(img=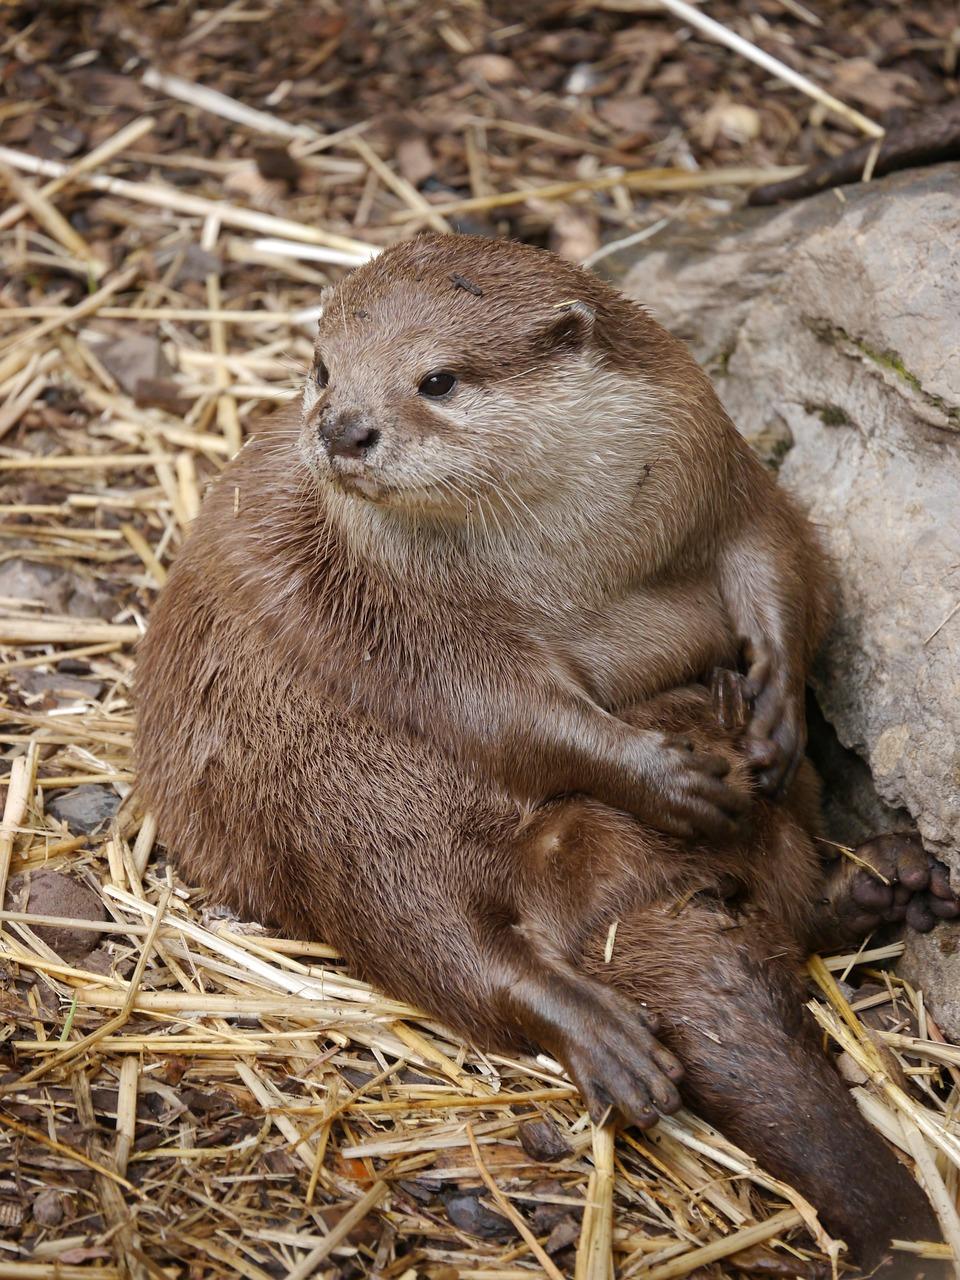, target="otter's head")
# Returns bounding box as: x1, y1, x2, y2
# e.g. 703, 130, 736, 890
300, 234, 681, 522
